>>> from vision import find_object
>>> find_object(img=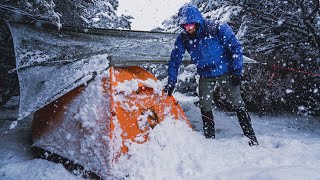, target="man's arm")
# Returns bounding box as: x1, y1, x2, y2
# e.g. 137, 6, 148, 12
218, 23, 243, 76
167, 35, 186, 87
